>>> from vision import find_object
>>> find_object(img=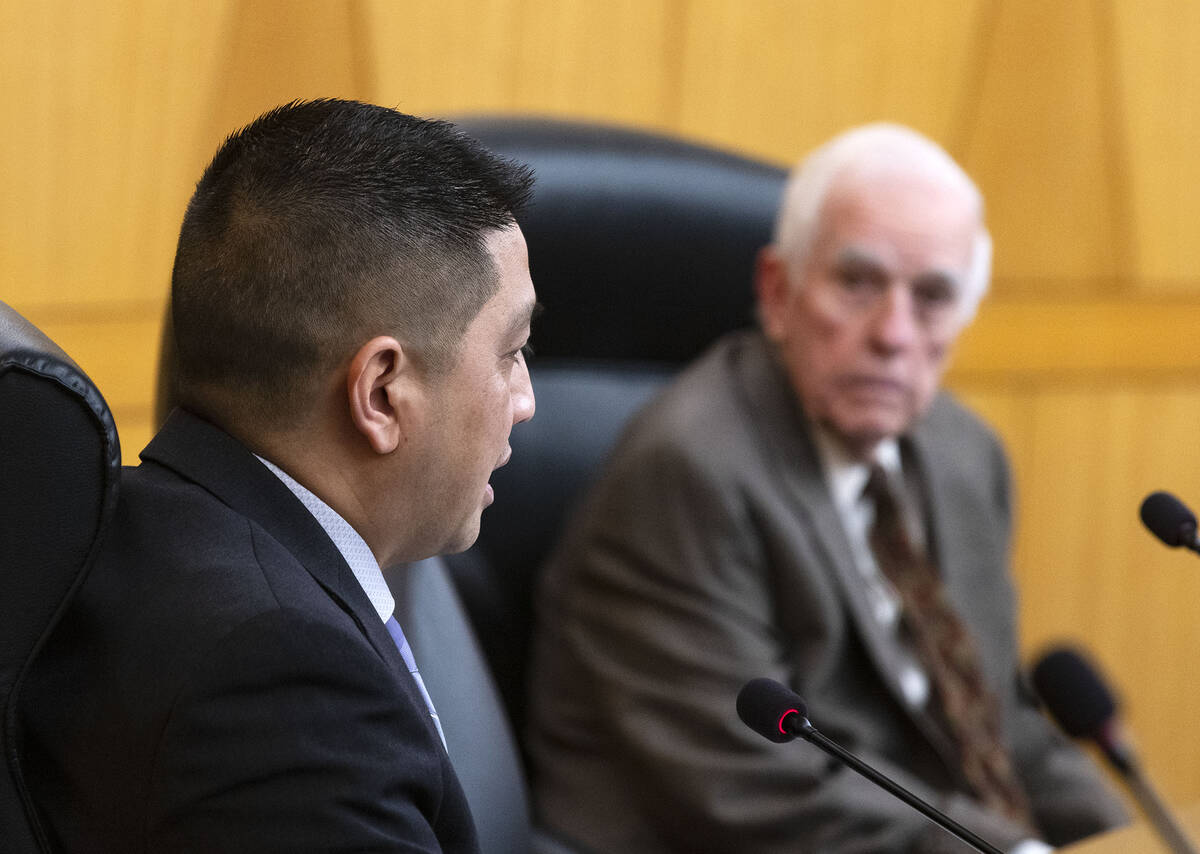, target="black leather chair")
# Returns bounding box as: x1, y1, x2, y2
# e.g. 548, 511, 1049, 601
392, 557, 577, 854
444, 117, 787, 747
0, 301, 122, 852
